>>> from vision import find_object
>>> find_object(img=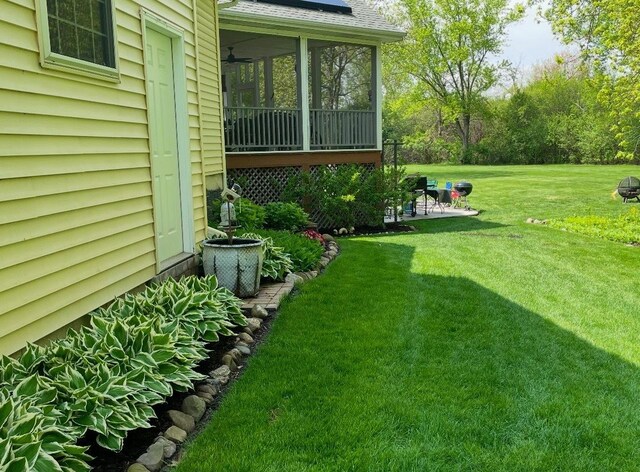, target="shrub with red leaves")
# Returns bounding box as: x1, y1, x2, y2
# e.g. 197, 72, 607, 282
302, 229, 325, 245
